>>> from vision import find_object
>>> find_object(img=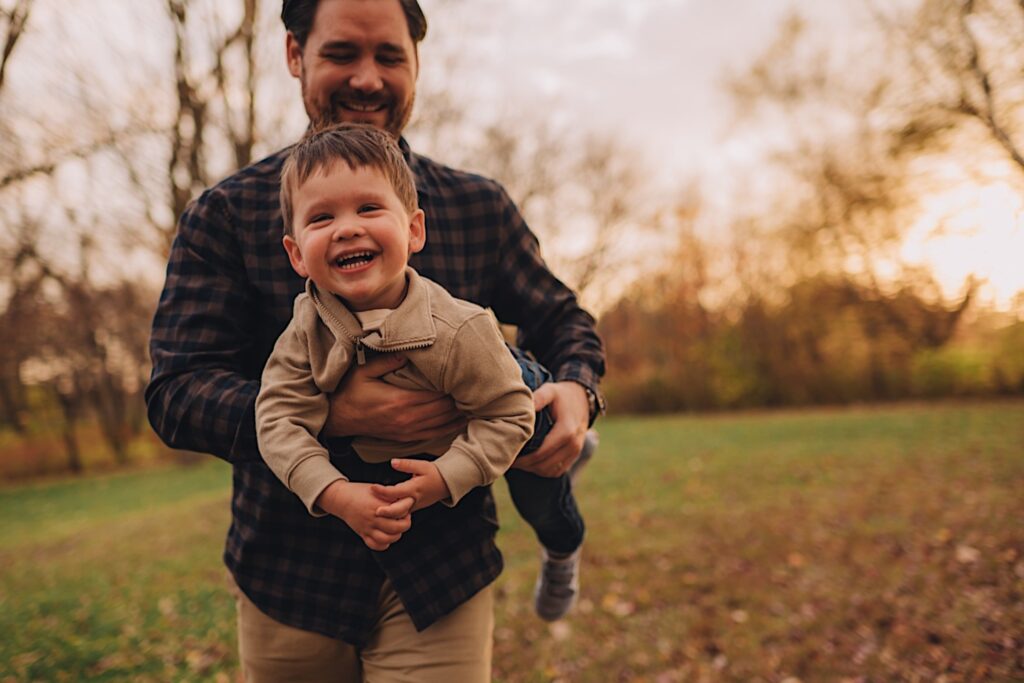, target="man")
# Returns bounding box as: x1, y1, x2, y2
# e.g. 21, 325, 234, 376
145, 0, 604, 679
